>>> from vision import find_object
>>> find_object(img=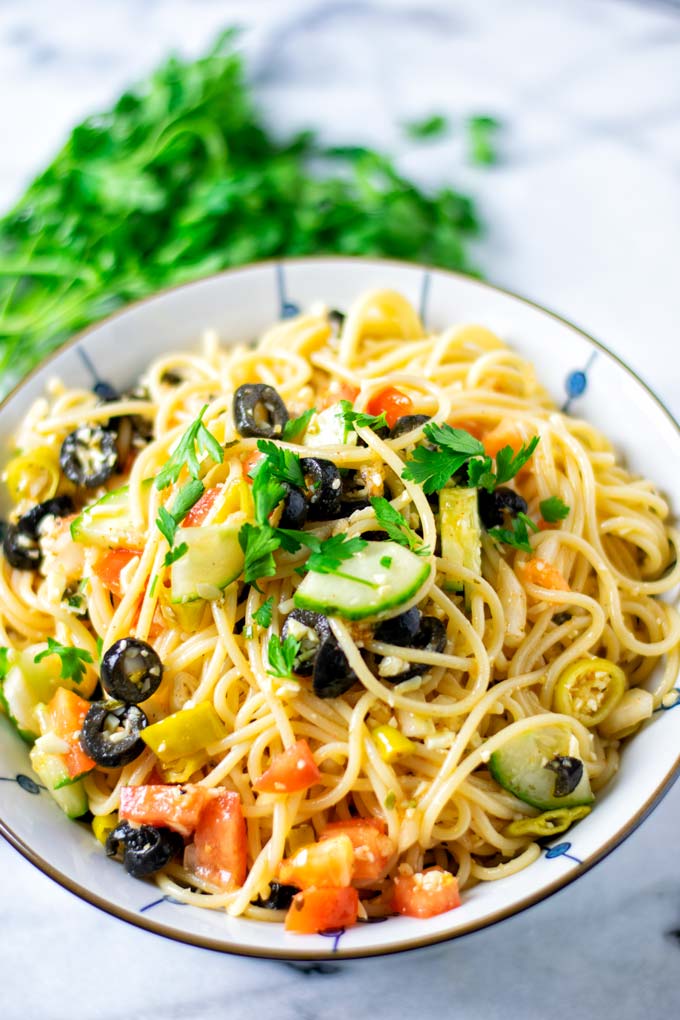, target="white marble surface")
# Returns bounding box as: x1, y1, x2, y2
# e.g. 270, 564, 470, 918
1, 1, 680, 1016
